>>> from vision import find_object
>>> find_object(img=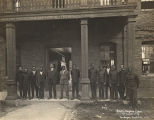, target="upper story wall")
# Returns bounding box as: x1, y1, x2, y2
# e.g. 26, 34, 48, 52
0, 0, 139, 22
